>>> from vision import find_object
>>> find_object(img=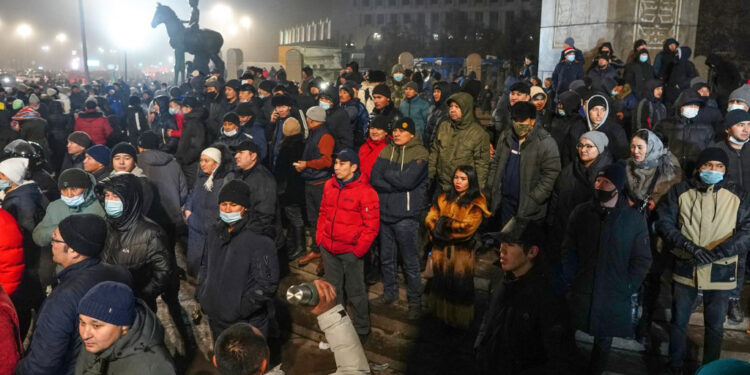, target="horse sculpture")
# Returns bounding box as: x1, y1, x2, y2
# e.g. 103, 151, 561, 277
151, 2, 225, 85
